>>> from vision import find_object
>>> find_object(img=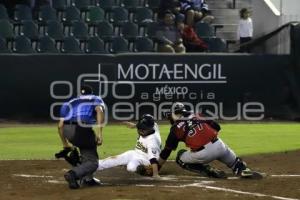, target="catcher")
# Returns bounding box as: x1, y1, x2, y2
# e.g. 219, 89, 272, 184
97, 114, 161, 178
154, 102, 263, 179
